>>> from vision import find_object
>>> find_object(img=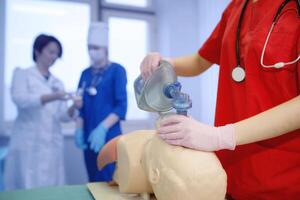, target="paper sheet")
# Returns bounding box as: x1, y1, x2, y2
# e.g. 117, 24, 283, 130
87, 182, 156, 200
